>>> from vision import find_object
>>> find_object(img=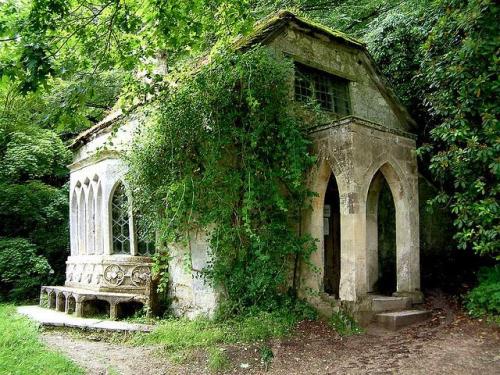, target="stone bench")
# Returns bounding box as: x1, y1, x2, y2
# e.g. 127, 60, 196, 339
40, 286, 147, 320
